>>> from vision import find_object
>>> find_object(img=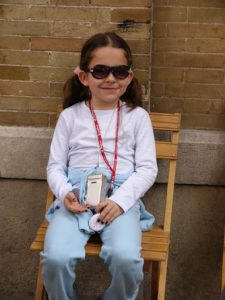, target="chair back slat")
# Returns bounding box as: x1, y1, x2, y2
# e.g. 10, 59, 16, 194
155, 141, 178, 160
150, 112, 181, 233
150, 112, 181, 131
